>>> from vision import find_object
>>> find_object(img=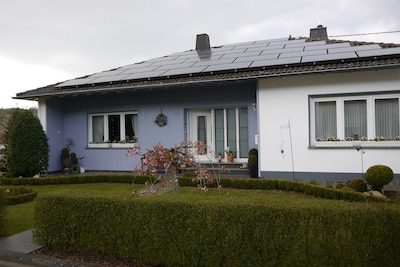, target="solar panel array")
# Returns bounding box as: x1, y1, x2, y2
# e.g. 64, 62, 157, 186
57, 38, 400, 87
